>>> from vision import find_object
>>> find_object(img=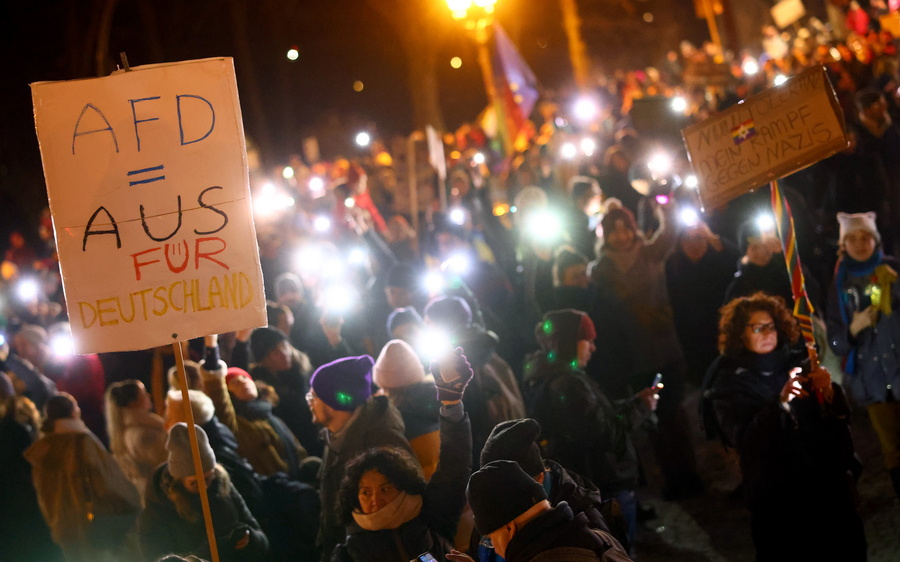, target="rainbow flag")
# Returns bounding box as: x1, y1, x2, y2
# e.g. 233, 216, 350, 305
770, 180, 815, 345
491, 22, 539, 155
731, 119, 756, 145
